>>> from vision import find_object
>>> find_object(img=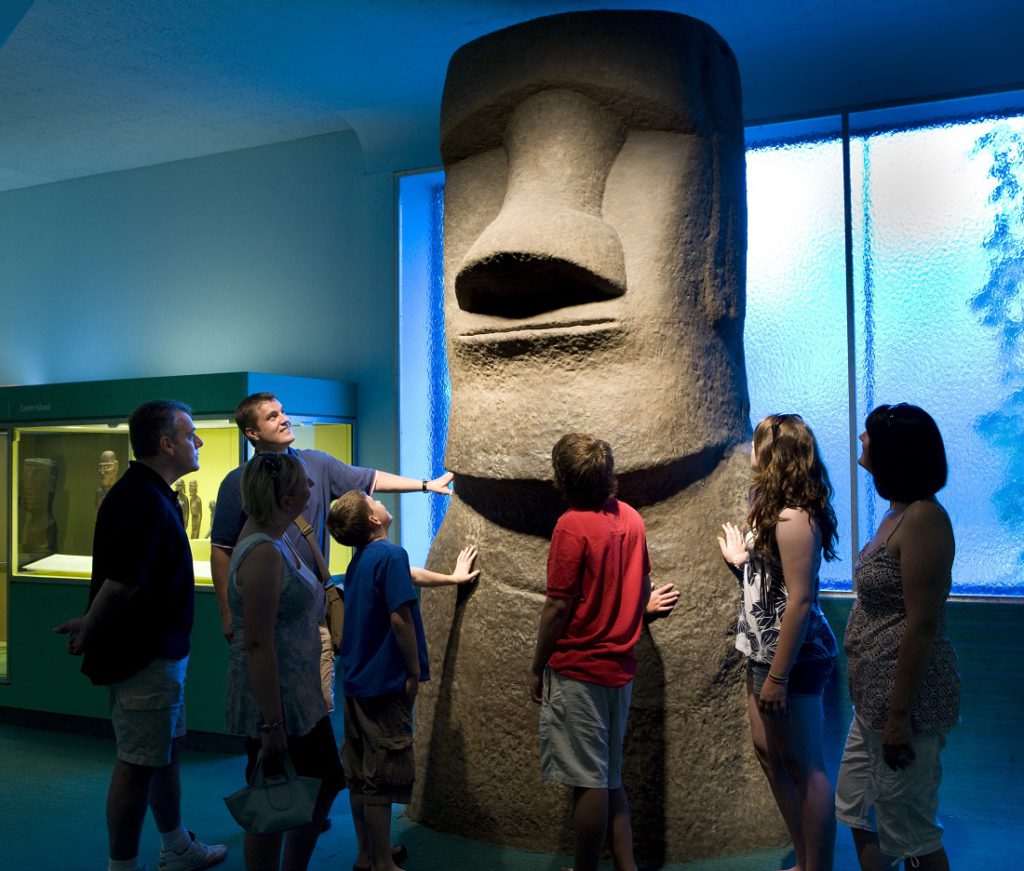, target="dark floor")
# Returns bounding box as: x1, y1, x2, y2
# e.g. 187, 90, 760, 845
0, 713, 1014, 871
